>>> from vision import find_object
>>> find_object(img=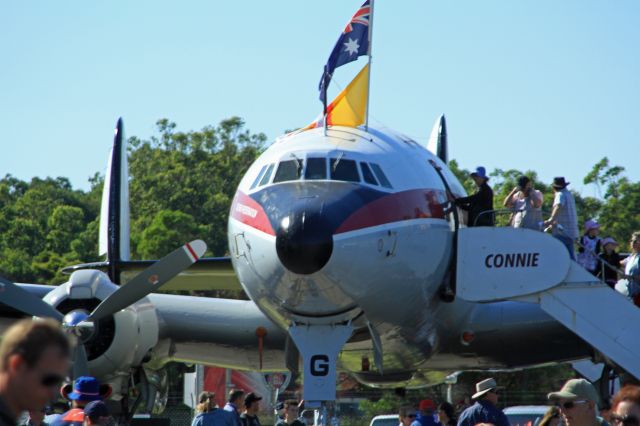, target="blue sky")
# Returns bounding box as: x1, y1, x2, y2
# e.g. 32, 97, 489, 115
2, 1, 639, 196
